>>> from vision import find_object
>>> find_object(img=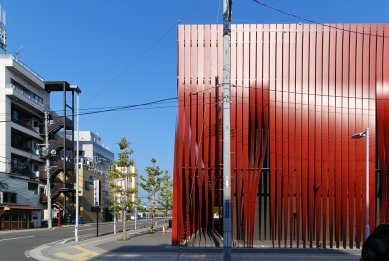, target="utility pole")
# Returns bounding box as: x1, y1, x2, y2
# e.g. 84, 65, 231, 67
223, 1, 232, 261
74, 87, 80, 242
45, 111, 52, 229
